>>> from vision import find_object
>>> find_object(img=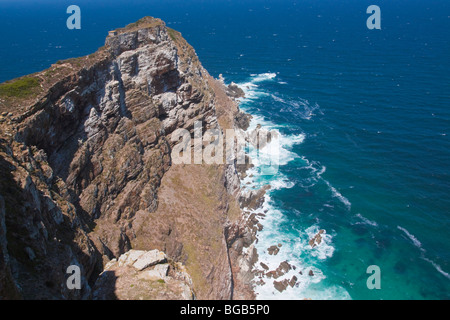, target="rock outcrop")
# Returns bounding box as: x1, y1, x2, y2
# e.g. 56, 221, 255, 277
309, 230, 326, 248
0, 17, 256, 300
93, 249, 194, 300
226, 82, 245, 100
